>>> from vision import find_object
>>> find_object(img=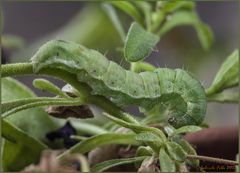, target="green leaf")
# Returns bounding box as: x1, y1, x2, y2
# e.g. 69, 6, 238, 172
173, 125, 202, 136
102, 3, 126, 42
103, 112, 166, 140
159, 11, 197, 35
158, 10, 213, 50
136, 146, 154, 157
165, 142, 187, 162
124, 22, 159, 62
135, 132, 163, 152
108, 1, 143, 25
206, 50, 239, 95
58, 133, 139, 160
2, 34, 25, 49
174, 138, 199, 167
2, 77, 58, 141
91, 156, 146, 172
33, 78, 68, 97
151, 10, 165, 32
1, 78, 57, 171
159, 148, 176, 172
135, 132, 163, 143
2, 119, 47, 148
135, 132, 159, 142
195, 23, 213, 50
159, 1, 195, 13
2, 119, 48, 171
71, 121, 108, 135
207, 91, 239, 103
133, 1, 152, 30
